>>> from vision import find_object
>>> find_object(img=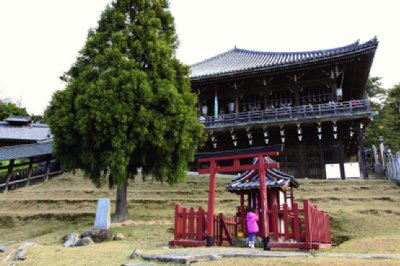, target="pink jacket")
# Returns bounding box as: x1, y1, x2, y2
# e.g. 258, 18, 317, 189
246, 211, 259, 233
